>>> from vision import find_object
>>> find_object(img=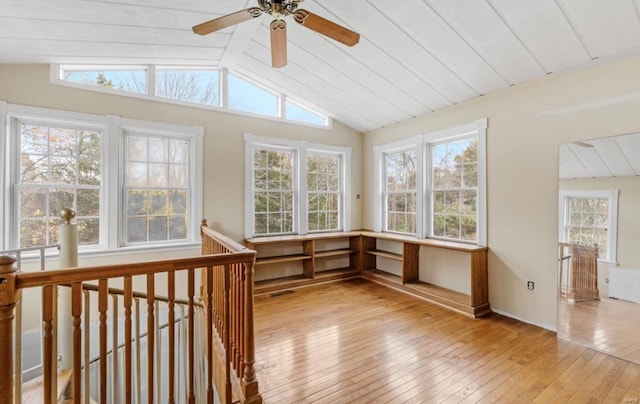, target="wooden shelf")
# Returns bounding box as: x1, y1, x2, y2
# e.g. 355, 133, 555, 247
315, 248, 358, 259
362, 268, 402, 285
255, 254, 312, 265
365, 249, 403, 261
255, 275, 311, 294
314, 267, 360, 280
